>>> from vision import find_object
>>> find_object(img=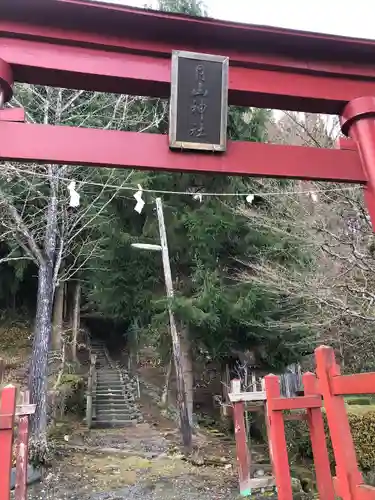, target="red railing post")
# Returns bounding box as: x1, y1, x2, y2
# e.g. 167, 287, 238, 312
0, 385, 17, 500
315, 346, 362, 500
15, 391, 30, 500
303, 371, 335, 500
231, 379, 251, 496
264, 374, 293, 500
